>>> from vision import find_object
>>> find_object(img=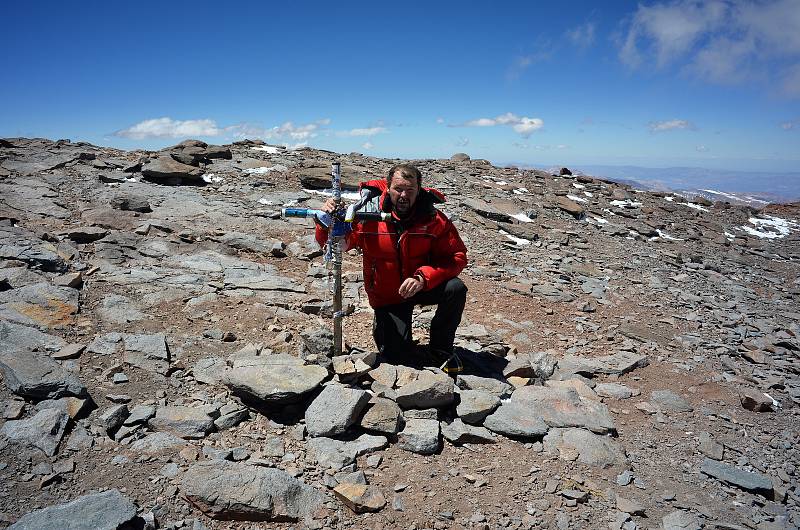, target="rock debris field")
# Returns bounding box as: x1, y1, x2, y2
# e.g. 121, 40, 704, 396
0, 137, 799, 530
